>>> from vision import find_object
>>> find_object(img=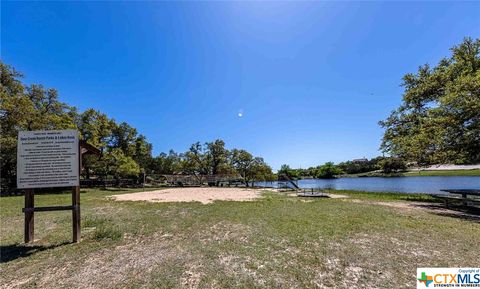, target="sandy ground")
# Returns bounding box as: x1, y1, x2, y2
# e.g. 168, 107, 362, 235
410, 164, 480, 170
111, 187, 264, 204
